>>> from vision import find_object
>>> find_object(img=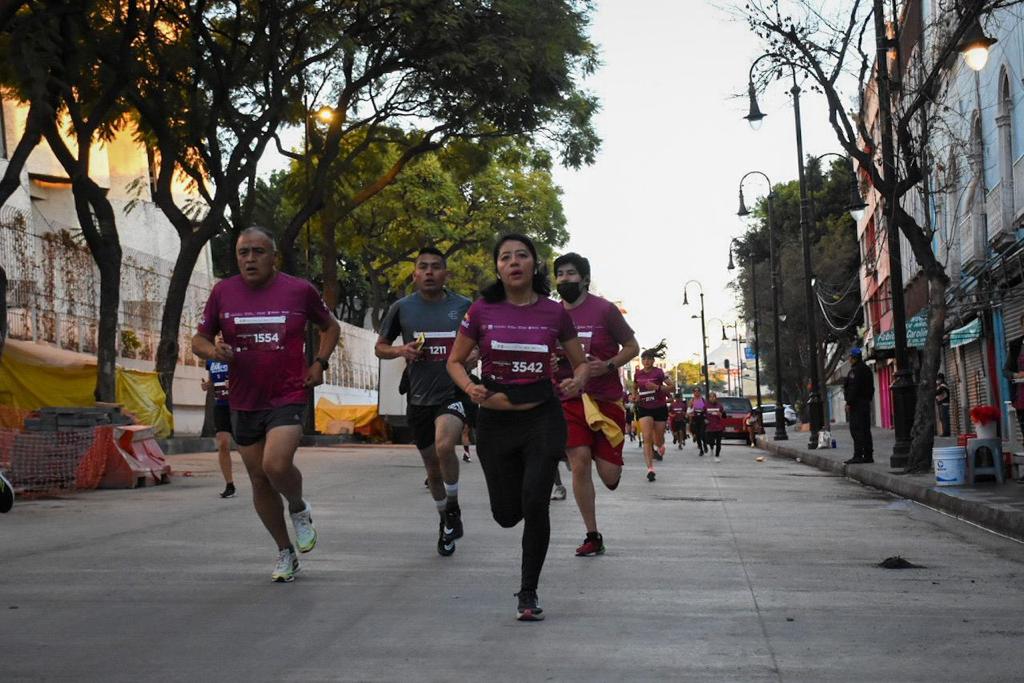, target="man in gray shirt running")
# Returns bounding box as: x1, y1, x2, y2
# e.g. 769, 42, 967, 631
376, 247, 474, 556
